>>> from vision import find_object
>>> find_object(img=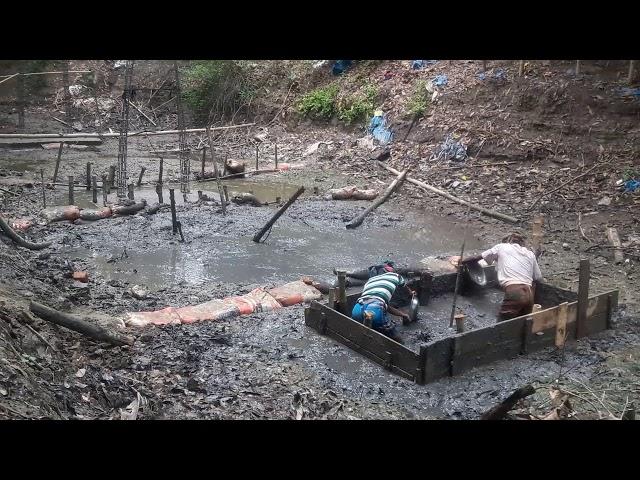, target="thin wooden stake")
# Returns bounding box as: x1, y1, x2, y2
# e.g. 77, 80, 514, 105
518, 60, 525, 76
629, 60, 636, 84
252, 187, 305, 243
576, 259, 590, 339
223, 185, 229, 205
52, 142, 63, 184
201, 147, 206, 177
86, 162, 91, 191
158, 157, 164, 184
127, 184, 134, 200
137, 166, 146, 187
275, 141, 278, 169
101, 174, 108, 206
68, 176, 74, 205
575, 60, 581, 75
92, 175, 98, 204
169, 189, 178, 234
156, 184, 163, 203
